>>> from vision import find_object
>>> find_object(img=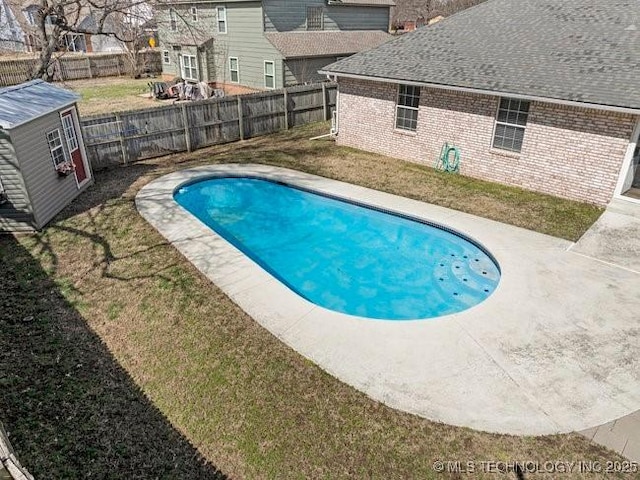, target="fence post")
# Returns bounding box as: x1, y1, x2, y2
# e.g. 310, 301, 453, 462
283, 88, 289, 130
114, 113, 129, 165
237, 96, 245, 140
181, 103, 192, 152
322, 83, 328, 121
